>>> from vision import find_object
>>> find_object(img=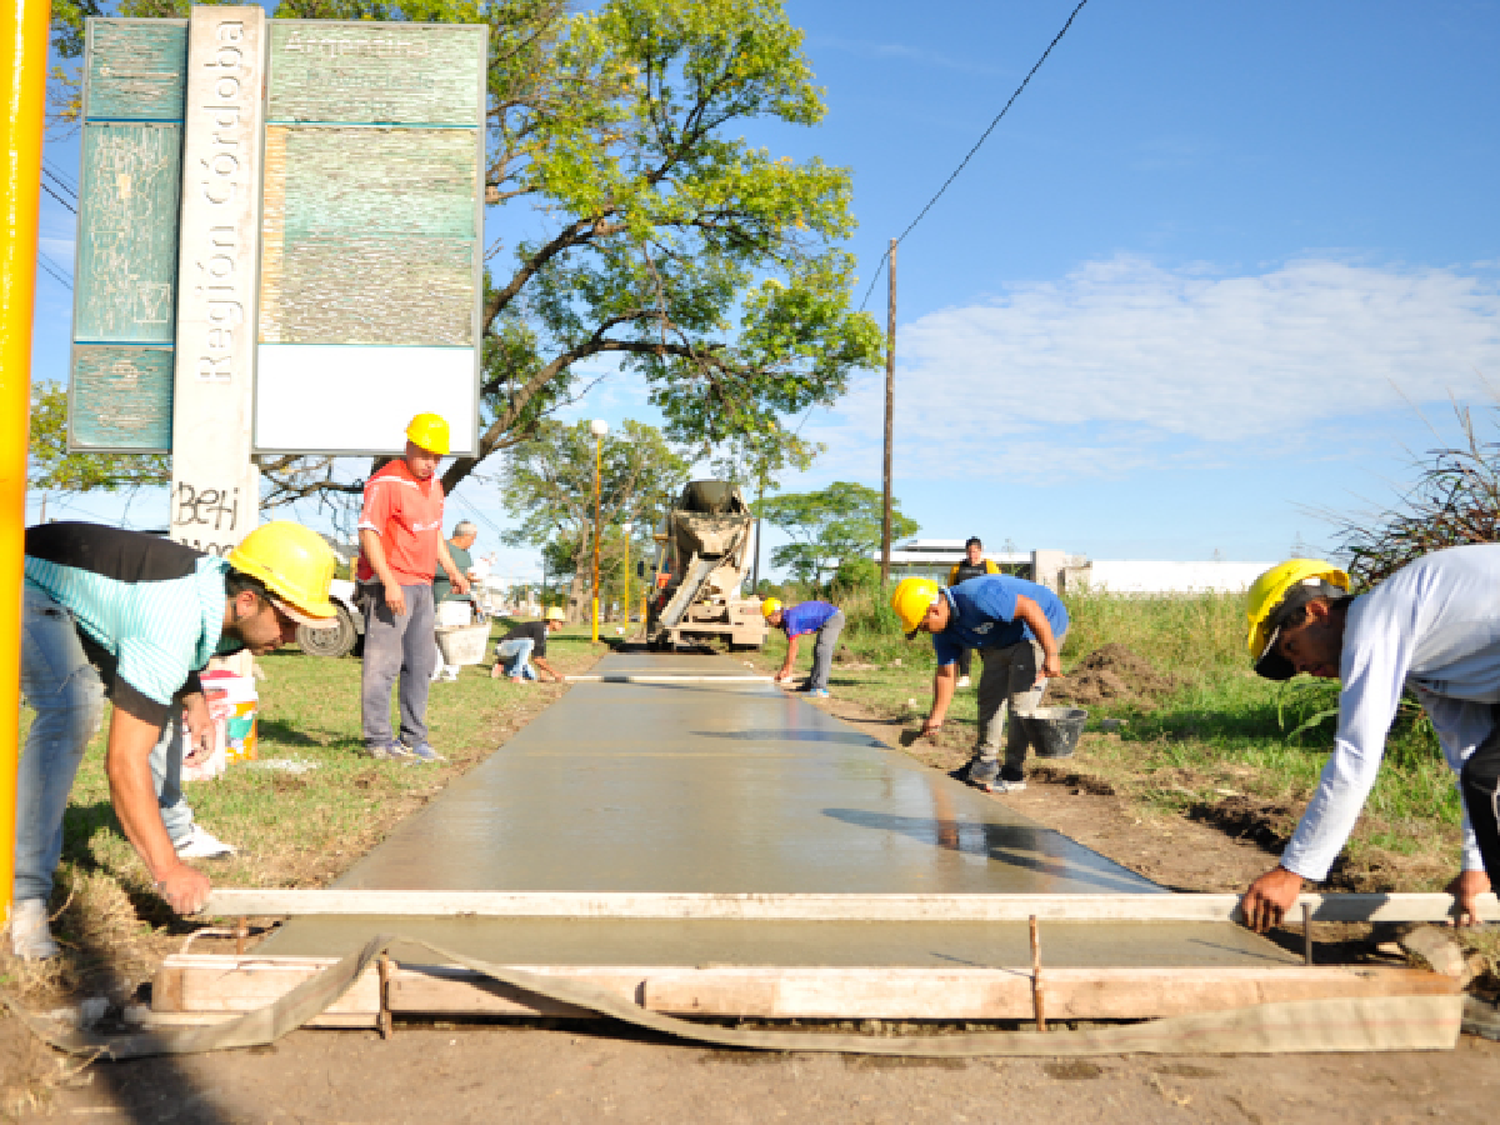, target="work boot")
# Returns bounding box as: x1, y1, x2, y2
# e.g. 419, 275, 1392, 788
9, 898, 59, 961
